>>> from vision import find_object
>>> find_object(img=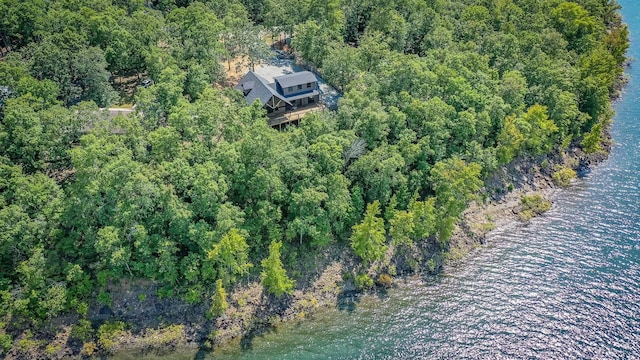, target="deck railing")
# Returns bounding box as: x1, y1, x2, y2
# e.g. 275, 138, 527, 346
268, 104, 325, 128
